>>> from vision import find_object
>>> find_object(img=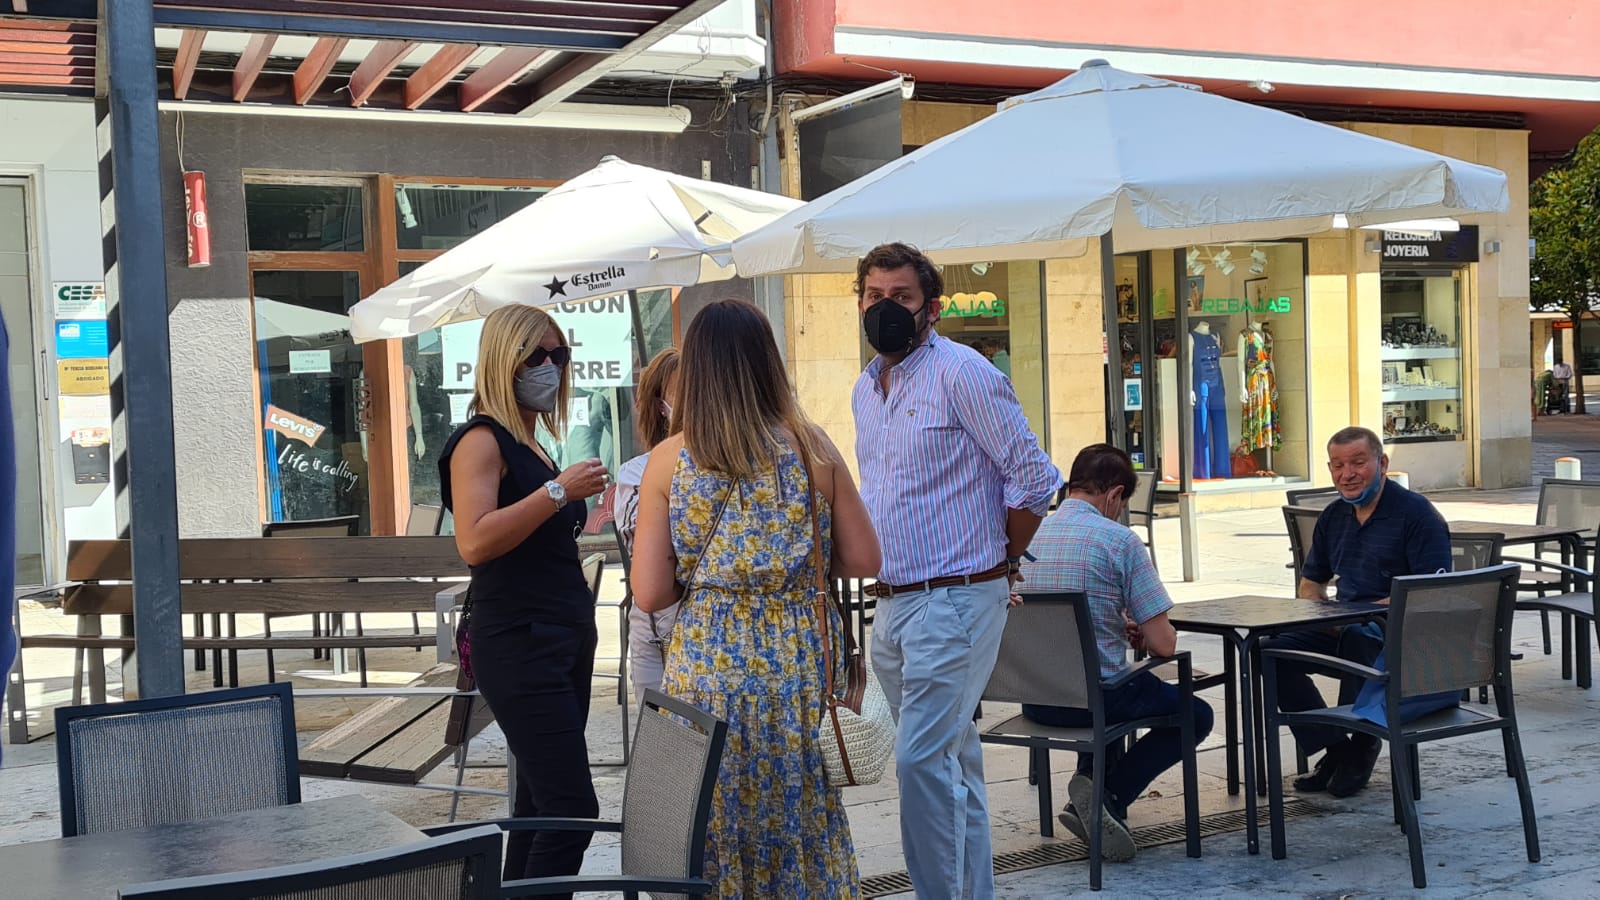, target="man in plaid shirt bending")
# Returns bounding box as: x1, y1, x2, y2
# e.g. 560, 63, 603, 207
1019, 444, 1213, 862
